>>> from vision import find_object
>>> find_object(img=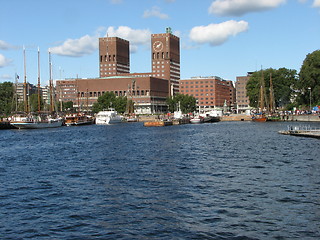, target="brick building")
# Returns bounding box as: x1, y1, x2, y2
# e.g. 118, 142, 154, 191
151, 27, 180, 96
57, 28, 179, 114
235, 72, 252, 113
179, 76, 235, 110
56, 74, 169, 114
99, 37, 130, 77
